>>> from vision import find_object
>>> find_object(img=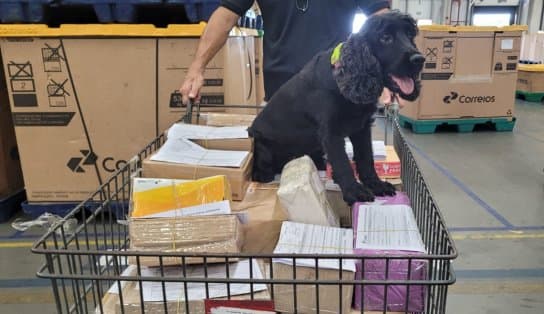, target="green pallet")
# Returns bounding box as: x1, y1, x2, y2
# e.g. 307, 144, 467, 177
398, 115, 517, 134
516, 90, 544, 103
